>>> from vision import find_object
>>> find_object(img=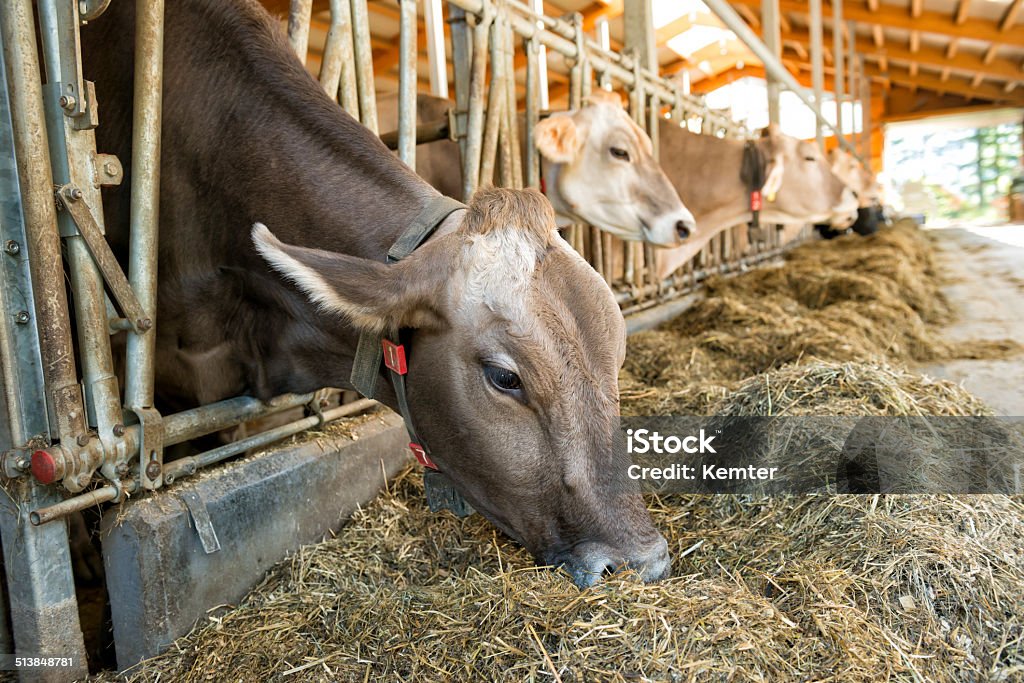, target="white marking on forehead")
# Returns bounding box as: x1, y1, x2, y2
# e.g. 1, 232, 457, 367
461, 225, 549, 321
